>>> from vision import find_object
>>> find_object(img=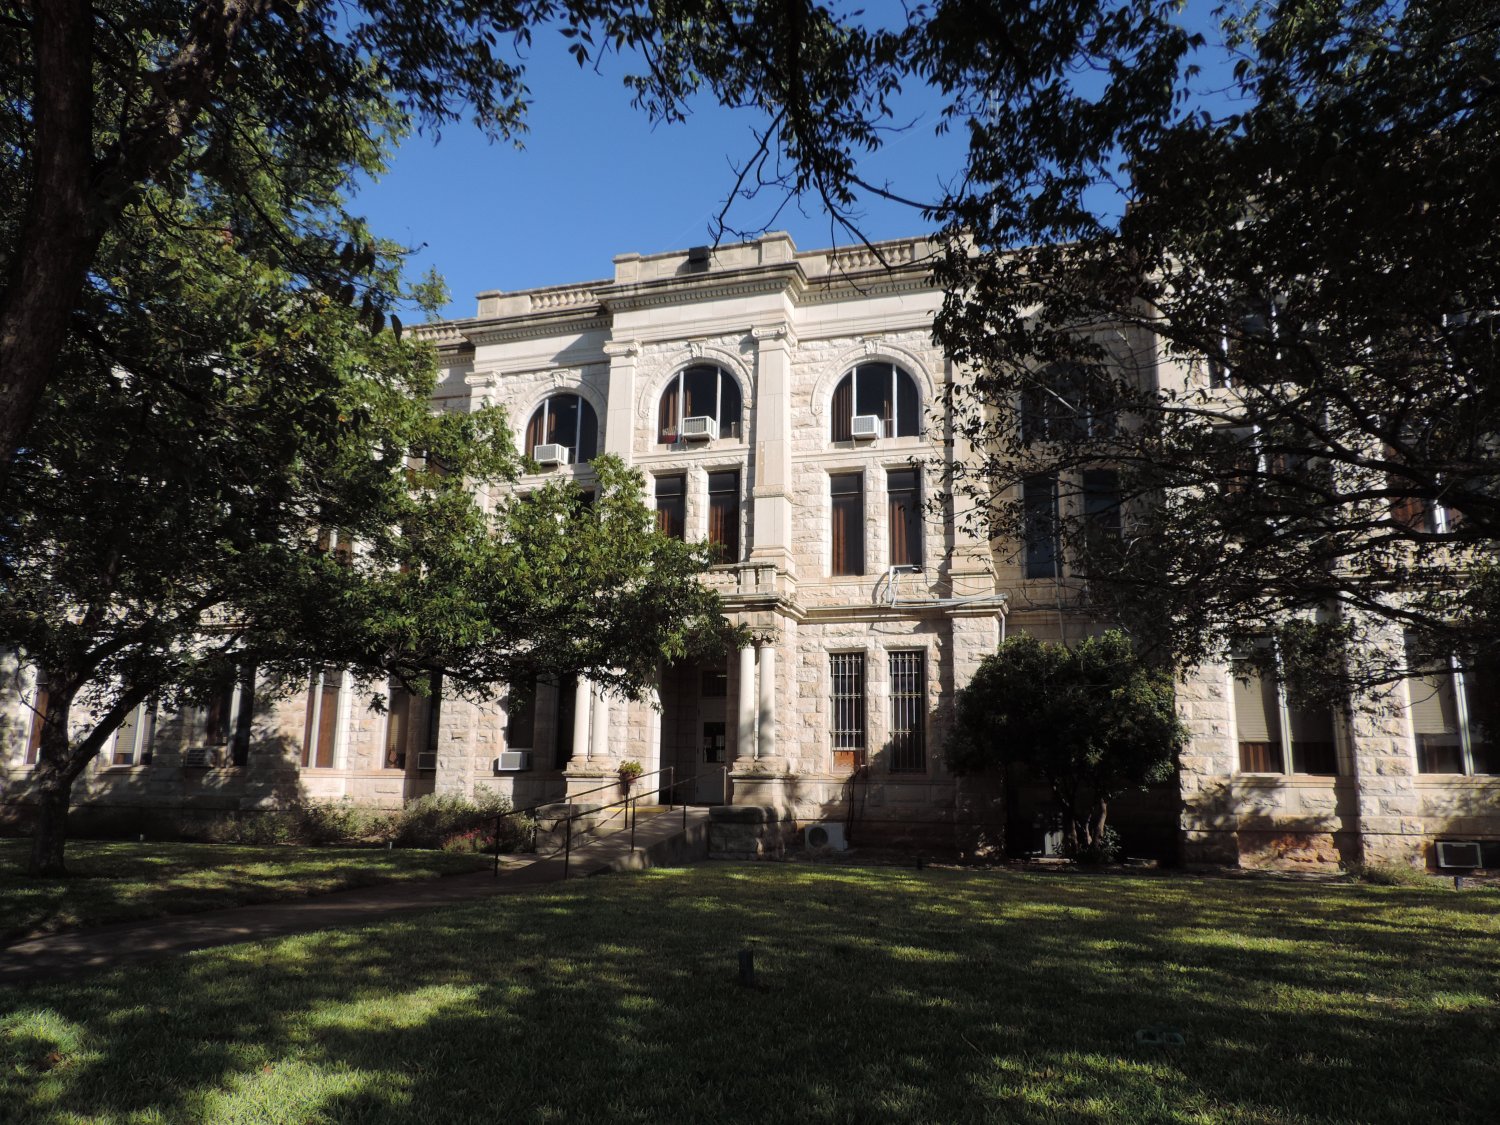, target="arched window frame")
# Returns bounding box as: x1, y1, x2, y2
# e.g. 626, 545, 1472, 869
830, 362, 921, 441
524, 393, 599, 464
657, 364, 743, 444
